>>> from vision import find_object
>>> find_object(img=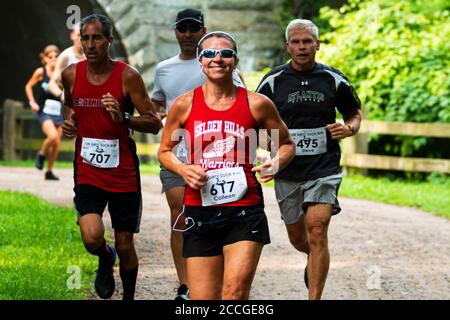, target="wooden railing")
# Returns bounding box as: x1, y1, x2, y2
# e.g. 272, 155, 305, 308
2, 99, 449, 173
341, 120, 450, 173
